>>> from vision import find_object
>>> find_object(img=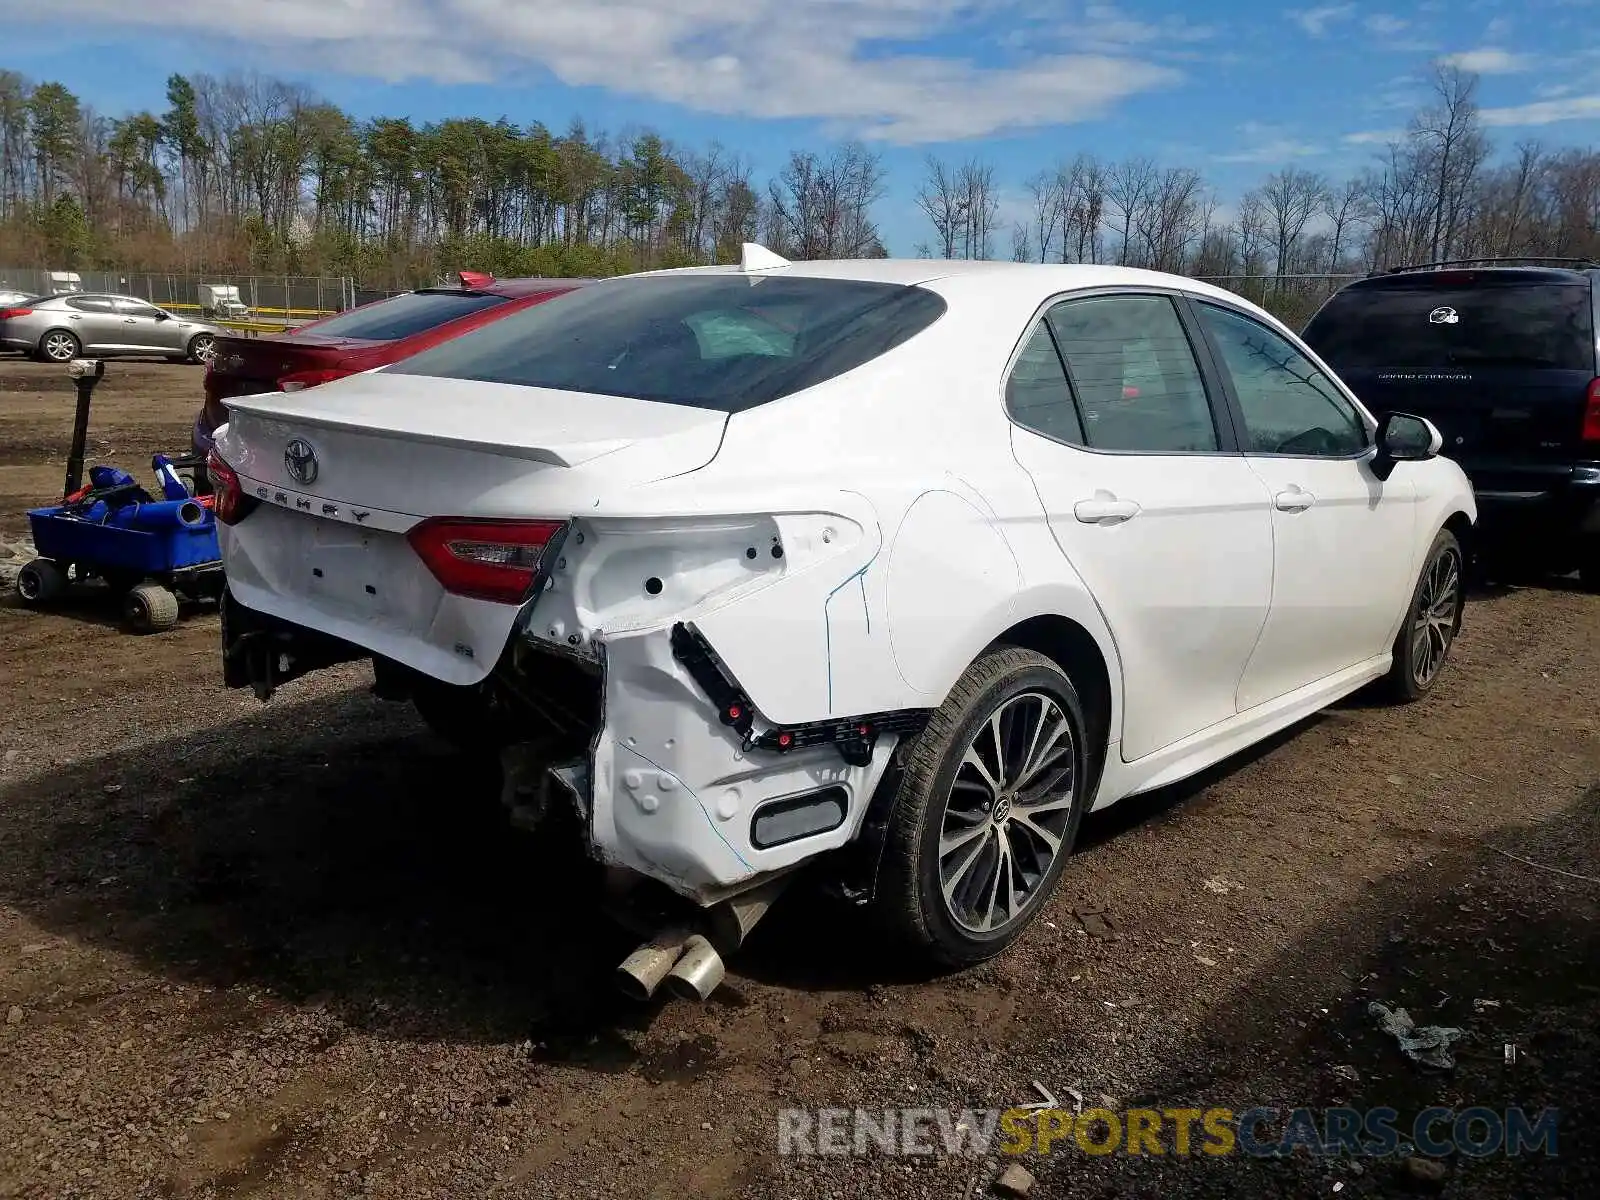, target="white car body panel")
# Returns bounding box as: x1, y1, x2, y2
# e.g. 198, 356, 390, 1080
215, 258, 1477, 903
